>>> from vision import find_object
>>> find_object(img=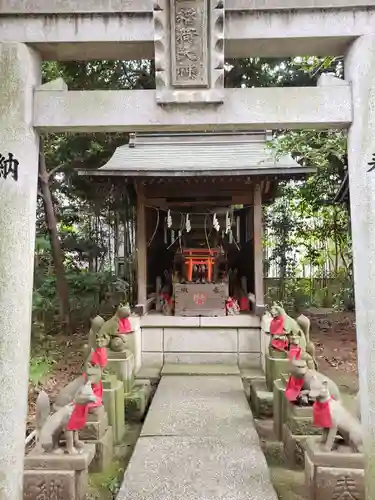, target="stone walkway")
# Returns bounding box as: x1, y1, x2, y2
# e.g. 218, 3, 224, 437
118, 375, 278, 500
